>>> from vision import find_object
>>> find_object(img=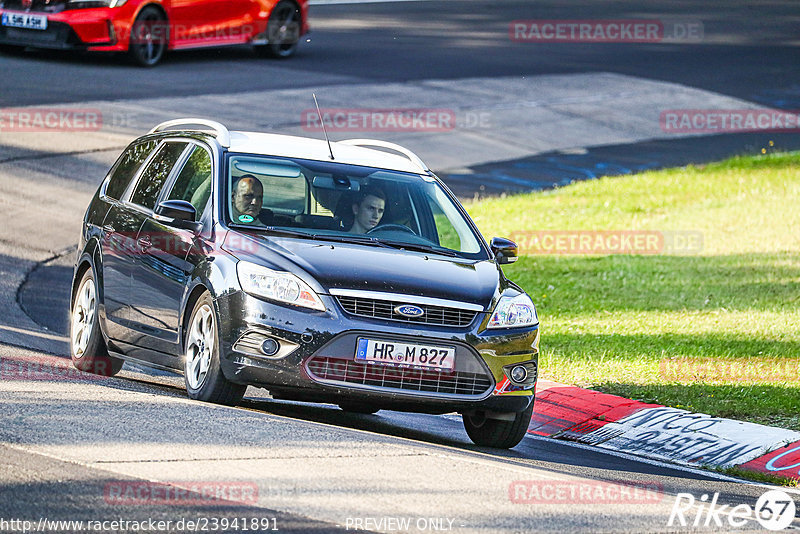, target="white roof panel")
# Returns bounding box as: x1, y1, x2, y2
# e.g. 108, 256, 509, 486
228, 131, 427, 174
